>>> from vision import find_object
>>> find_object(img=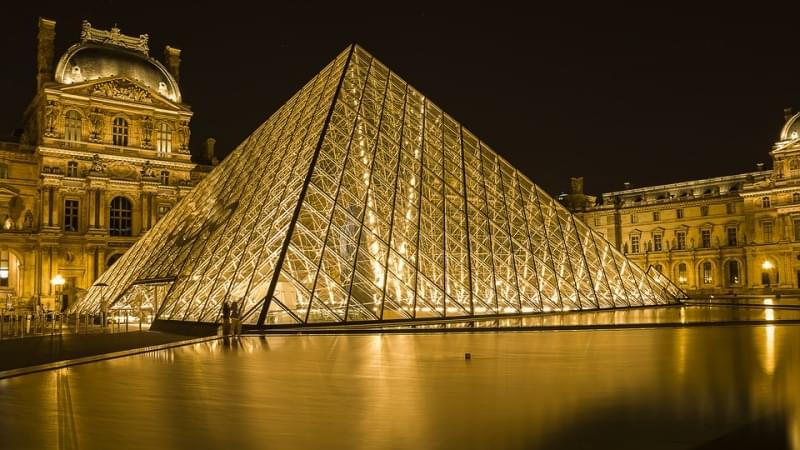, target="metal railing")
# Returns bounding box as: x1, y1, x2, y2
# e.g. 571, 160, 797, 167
0, 308, 150, 340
